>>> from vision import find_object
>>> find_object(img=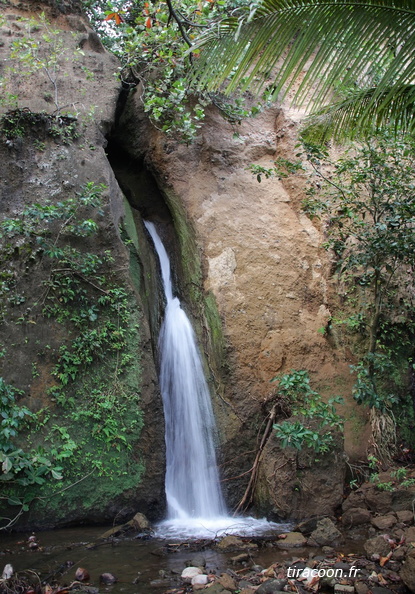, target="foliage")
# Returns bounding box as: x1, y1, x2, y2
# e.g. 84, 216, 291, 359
82, 0, 269, 142
271, 370, 343, 453
0, 377, 64, 529
365, 459, 415, 491
302, 130, 415, 360
190, 0, 415, 140
248, 157, 304, 182
299, 131, 415, 456
351, 353, 399, 412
